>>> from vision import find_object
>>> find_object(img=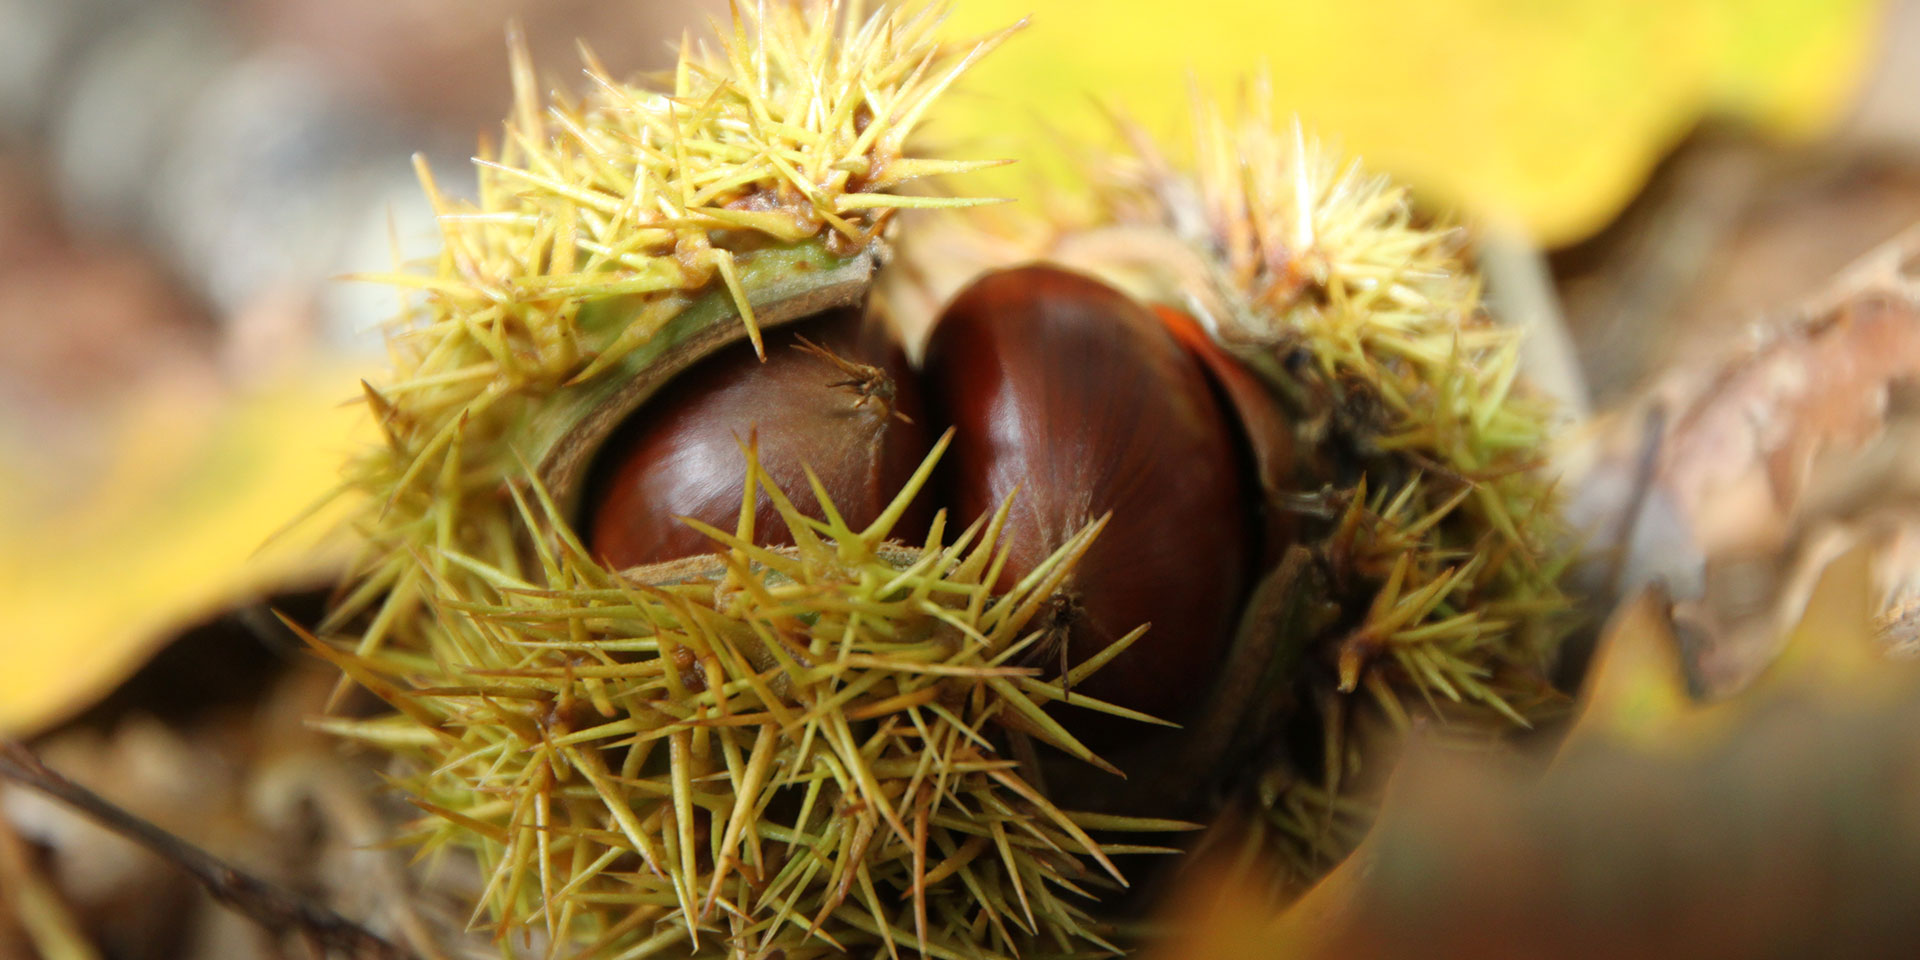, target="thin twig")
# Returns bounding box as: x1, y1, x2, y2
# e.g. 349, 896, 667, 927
0, 740, 410, 960
1602, 403, 1669, 605
1480, 228, 1592, 422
